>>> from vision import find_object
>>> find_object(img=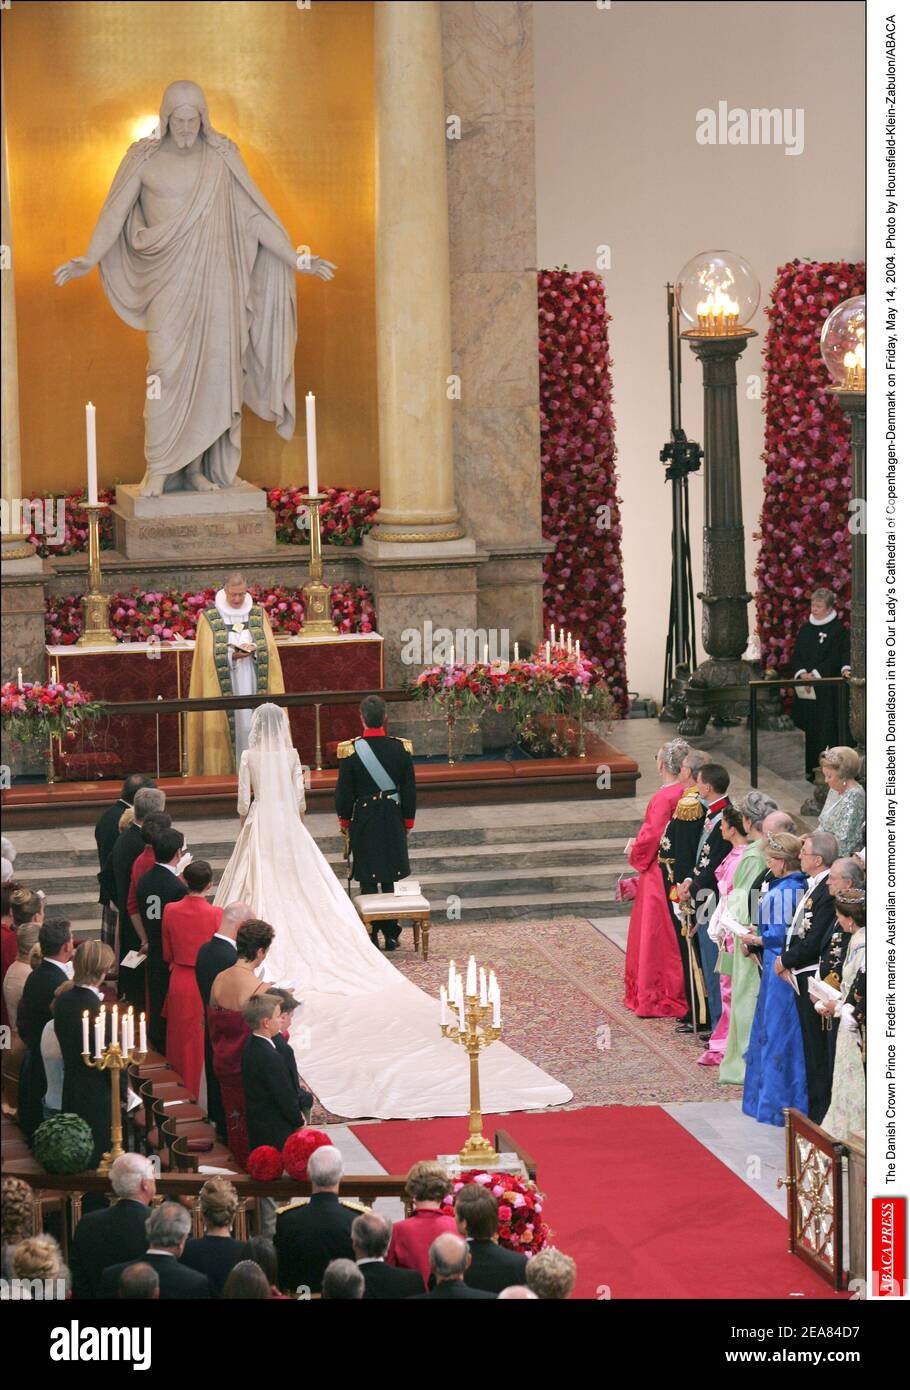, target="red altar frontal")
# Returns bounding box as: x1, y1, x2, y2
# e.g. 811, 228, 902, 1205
45, 634, 384, 780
